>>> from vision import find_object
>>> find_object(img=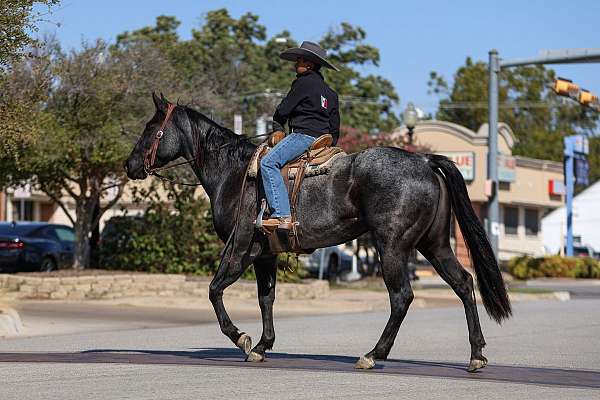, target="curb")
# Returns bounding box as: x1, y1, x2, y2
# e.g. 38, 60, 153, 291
0, 305, 23, 337
0, 273, 329, 302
